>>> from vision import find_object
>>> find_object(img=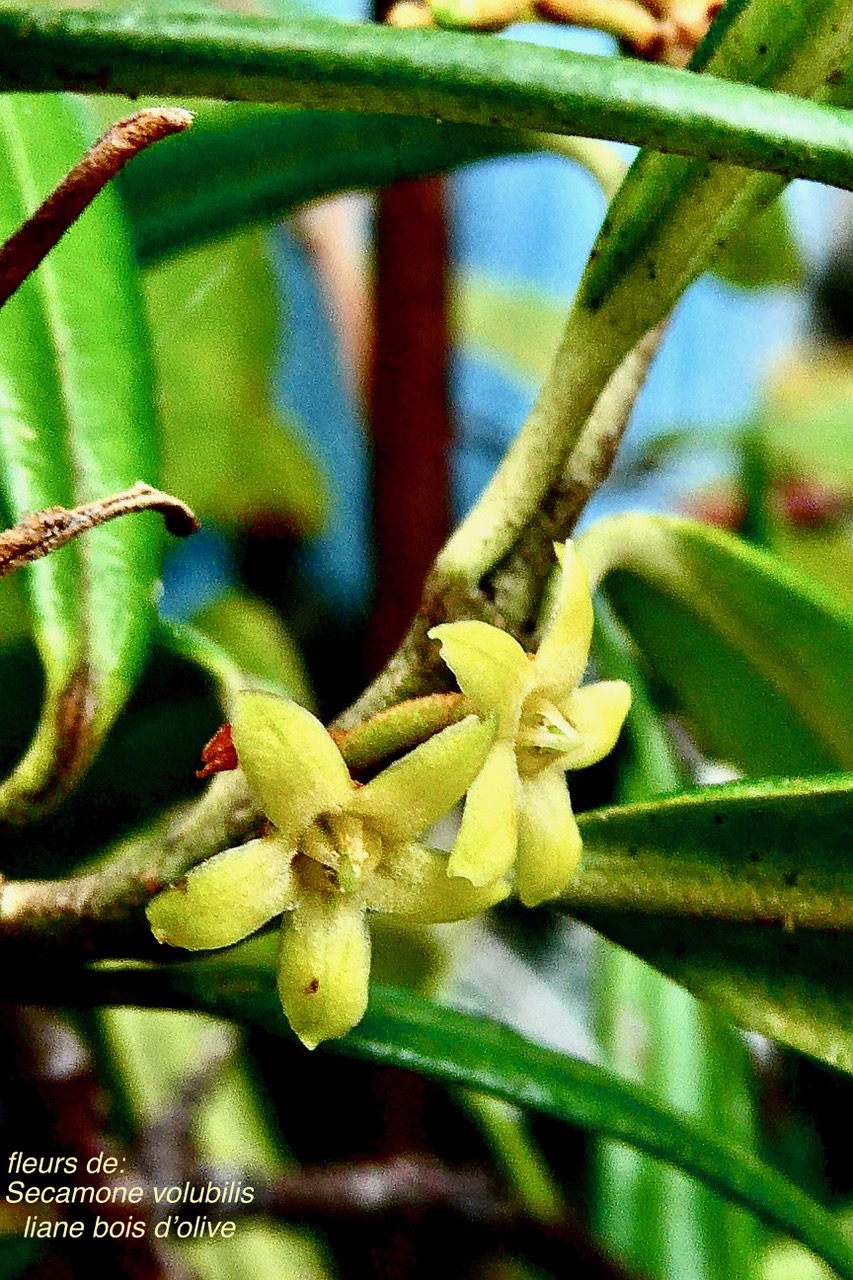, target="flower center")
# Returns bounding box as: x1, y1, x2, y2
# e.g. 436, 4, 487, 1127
515, 696, 581, 777
298, 813, 382, 893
